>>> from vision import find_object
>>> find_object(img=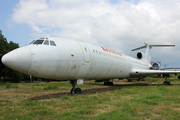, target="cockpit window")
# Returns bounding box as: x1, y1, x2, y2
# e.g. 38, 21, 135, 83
29, 40, 35, 44
50, 41, 56, 46
43, 40, 49, 45
33, 40, 44, 44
